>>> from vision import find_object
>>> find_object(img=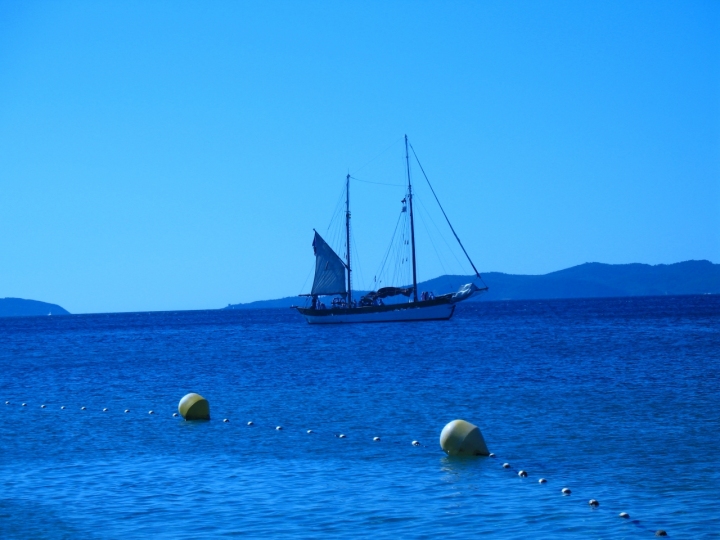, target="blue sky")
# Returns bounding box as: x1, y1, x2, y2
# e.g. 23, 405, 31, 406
0, 0, 718, 313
